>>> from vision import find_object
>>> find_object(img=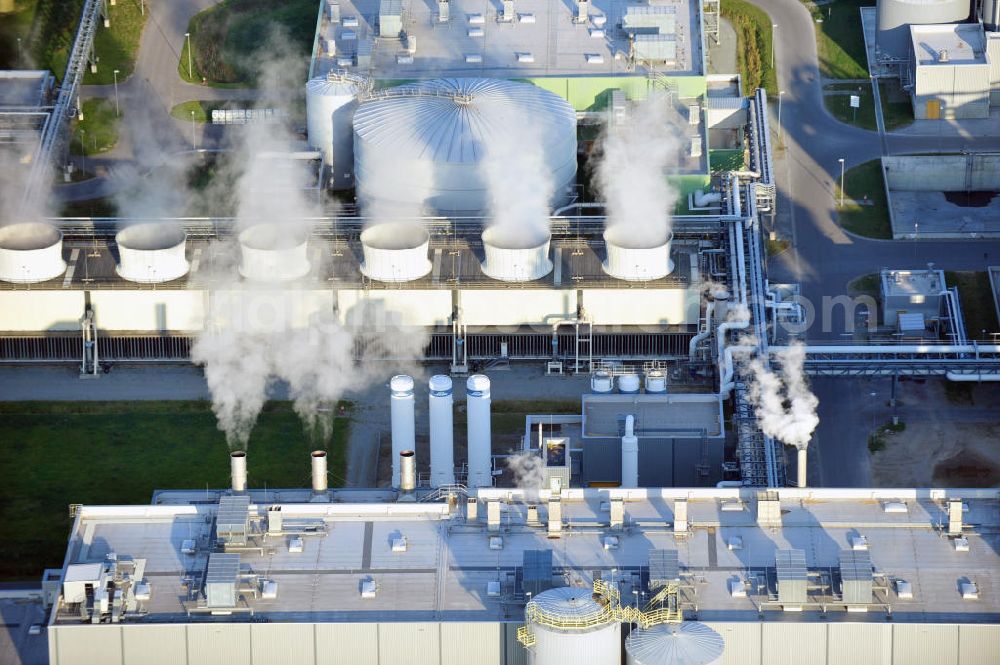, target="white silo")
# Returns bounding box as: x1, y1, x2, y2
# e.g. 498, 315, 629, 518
625, 622, 725, 665
305, 73, 364, 190
238, 223, 311, 282
618, 373, 640, 394
360, 222, 432, 283
603, 227, 674, 281
230, 451, 247, 493
0, 222, 66, 283
390, 375, 416, 489
115, 222, 189, 283
353, 78, 577, 216
429, 374, 455, 487
524, 586, 622, 665
591, 371, 613, 393
481, 226, 554, 282
621, 414, 639, 488
875, 0, 971, 60
644, 371, 667, 394
466, 374, 492, 488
